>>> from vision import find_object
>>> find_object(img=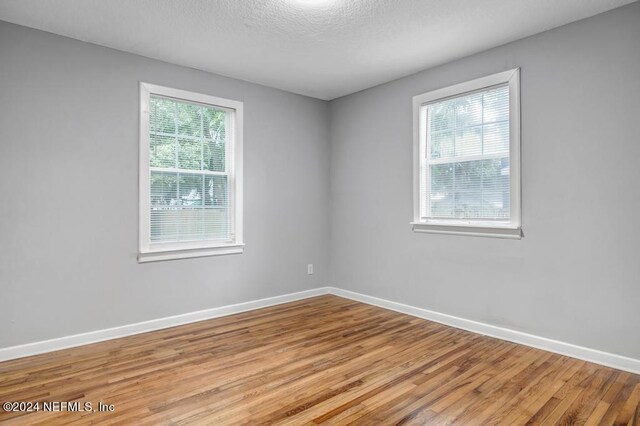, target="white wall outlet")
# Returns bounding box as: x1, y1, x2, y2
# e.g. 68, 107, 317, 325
307, 264, 314, 275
